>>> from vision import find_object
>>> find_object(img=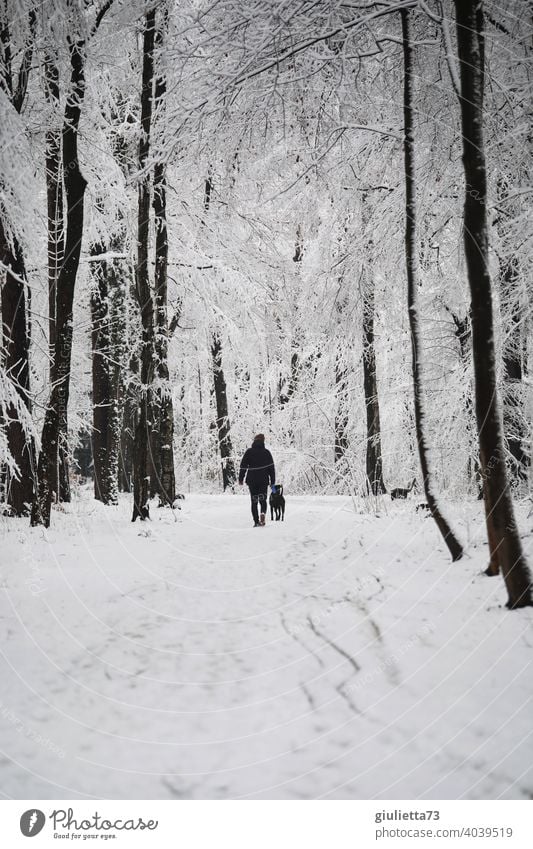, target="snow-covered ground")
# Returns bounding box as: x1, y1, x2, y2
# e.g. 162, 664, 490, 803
1, 491, 532, 800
